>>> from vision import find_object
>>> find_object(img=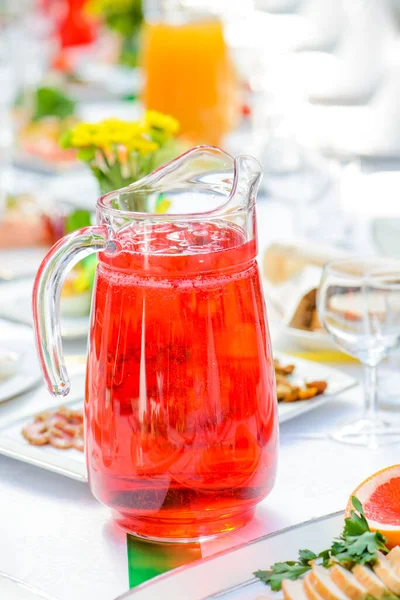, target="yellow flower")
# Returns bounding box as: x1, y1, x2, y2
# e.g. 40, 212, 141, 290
66, 113, 178, 158
70, 123, 99, 147
155, 199, 172, 214
127, 137, 159, 155
143, 110, 180, 135
88, 0, 133, 16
